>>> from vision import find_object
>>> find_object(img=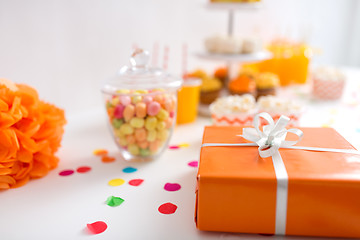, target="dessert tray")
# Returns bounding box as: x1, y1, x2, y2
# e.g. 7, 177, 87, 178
195, 51, 272, 62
